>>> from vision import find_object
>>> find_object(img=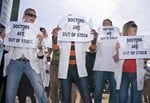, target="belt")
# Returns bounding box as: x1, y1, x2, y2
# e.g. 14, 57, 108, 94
17, 58, 29, 62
